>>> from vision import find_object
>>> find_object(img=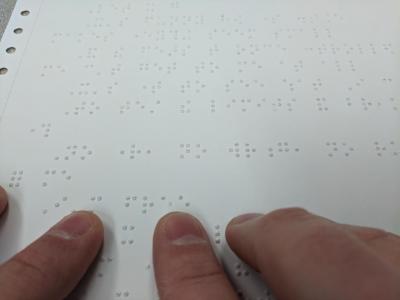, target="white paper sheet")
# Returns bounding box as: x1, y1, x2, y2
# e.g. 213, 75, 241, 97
0, 0, 399, 299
